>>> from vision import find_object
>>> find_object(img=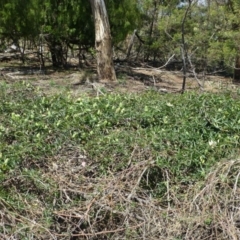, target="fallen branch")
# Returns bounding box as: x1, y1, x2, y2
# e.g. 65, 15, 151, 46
187, 54, 203, 90
157, 54, 175, 69
55, 223, 144, 237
